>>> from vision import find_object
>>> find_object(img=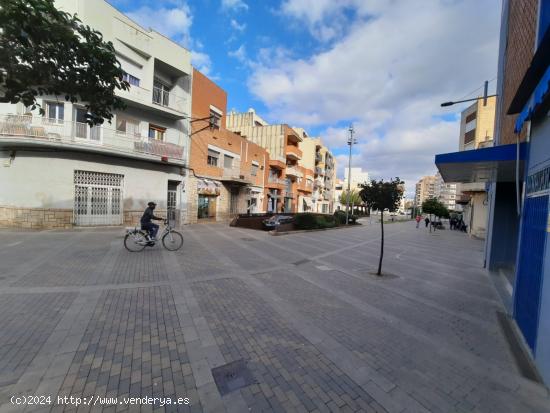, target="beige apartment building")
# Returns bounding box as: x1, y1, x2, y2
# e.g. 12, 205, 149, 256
455, 96, 496, 238
227, 109, 322, 213
415, 175, 437, 207
310, 139, 337, 213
